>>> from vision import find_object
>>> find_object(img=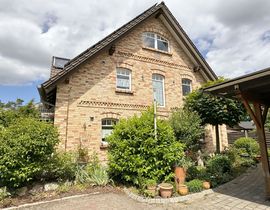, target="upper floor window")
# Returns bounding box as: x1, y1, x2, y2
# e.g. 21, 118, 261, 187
152, 74, 165, 106
116, 68, 131, 90
182, 78, 192, 96
143, 32, 169, 52
101, 118, 118, 142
